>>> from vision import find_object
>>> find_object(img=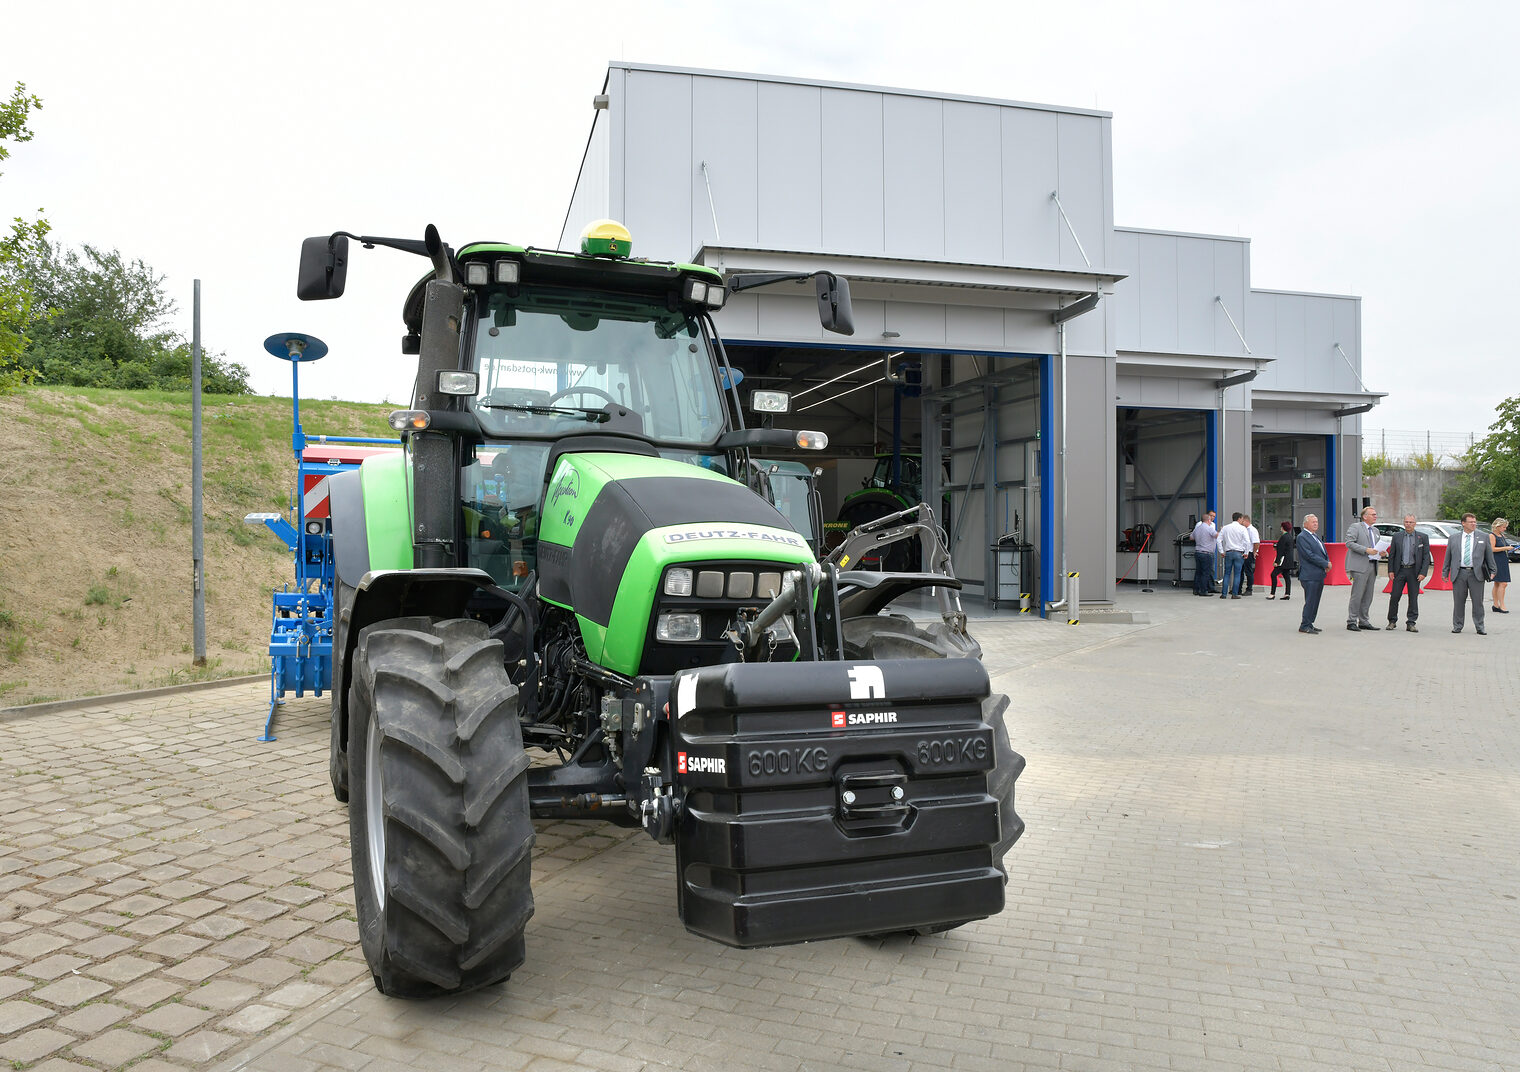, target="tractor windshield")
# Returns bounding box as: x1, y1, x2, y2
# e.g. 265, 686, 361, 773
469, 288, 727, 445
870, 455, 922, 500
758, 463, 819, 548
